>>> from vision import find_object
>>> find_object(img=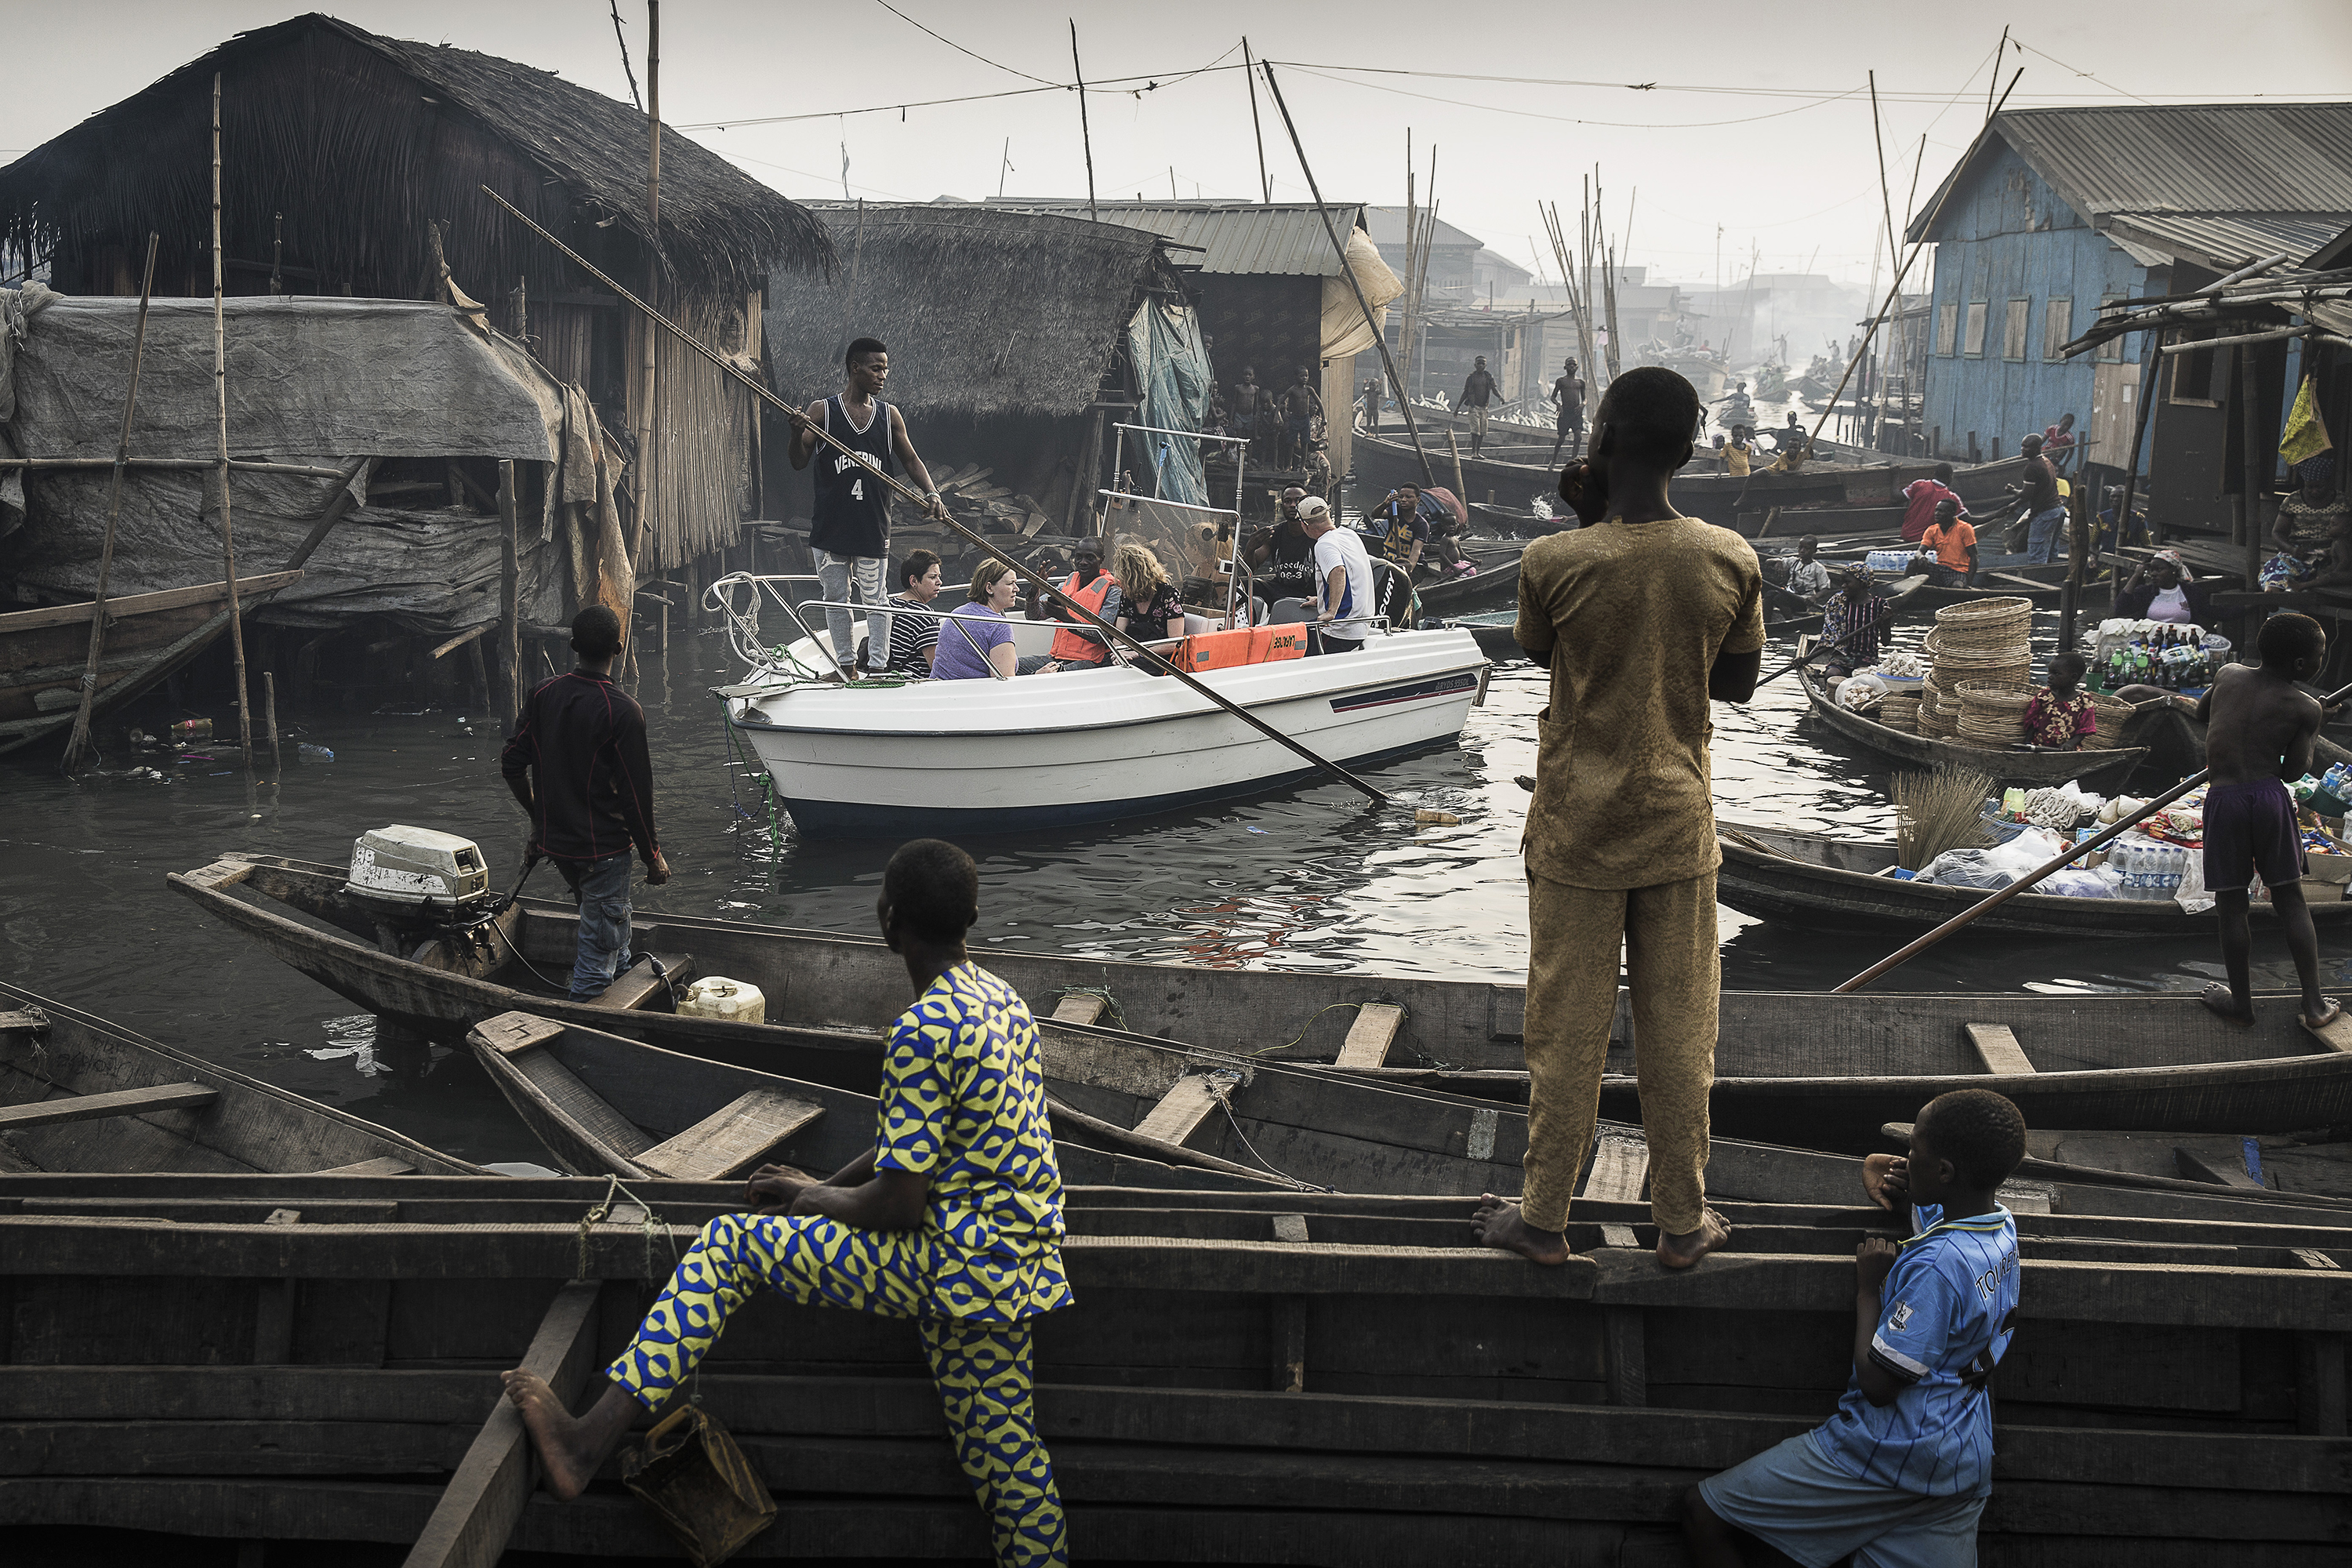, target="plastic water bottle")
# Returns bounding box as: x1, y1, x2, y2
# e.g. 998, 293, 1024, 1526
2113, 840, 2140, 898
2162, 848, 2183, 897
